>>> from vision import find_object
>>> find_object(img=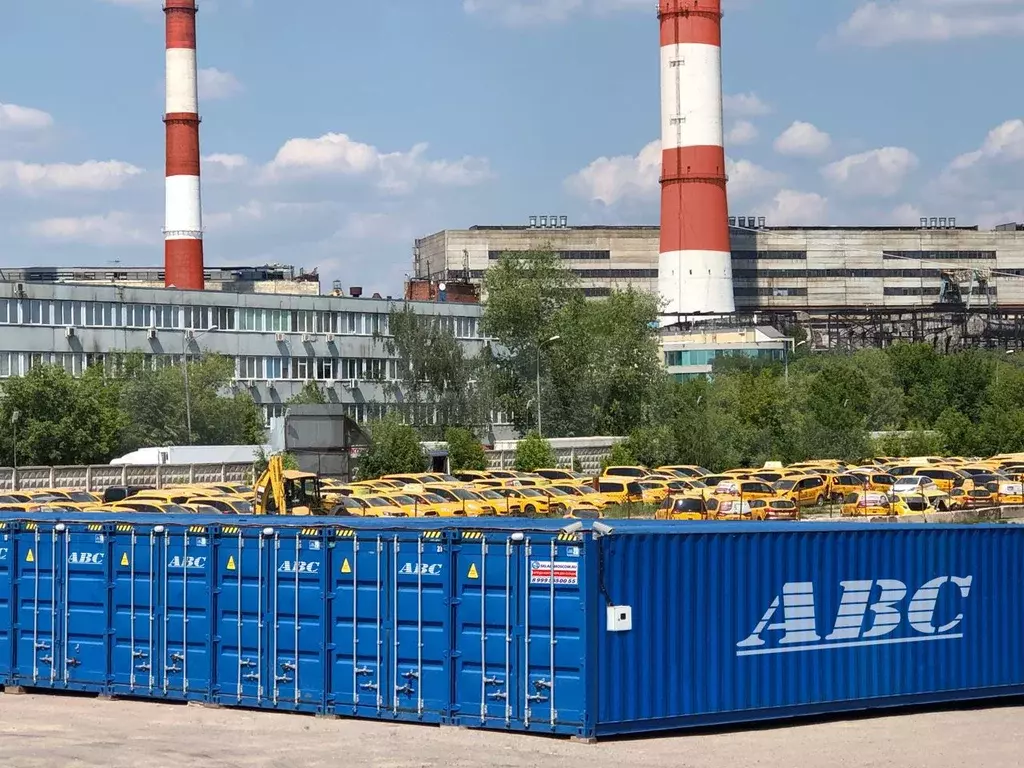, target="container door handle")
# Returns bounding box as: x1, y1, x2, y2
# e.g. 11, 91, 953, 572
526, 693, 549, 703
359, 682, 378, 691
395, 683, 414, 695
354, 666, 372, 676
533, 679, 551, 690
483, 676, 503, 686
487, 691, 507, 700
